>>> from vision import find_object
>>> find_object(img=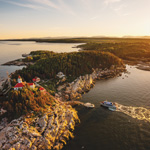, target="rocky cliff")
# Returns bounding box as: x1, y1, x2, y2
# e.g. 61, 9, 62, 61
56, 65, 126, 101
0, 103, 79, 150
